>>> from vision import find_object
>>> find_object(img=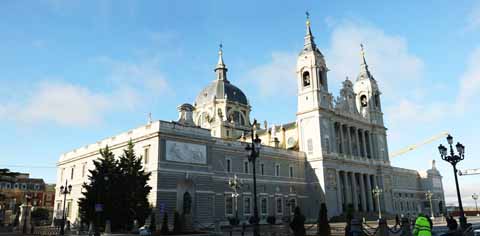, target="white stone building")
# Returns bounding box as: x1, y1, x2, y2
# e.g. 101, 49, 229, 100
54, 17, 445, 226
